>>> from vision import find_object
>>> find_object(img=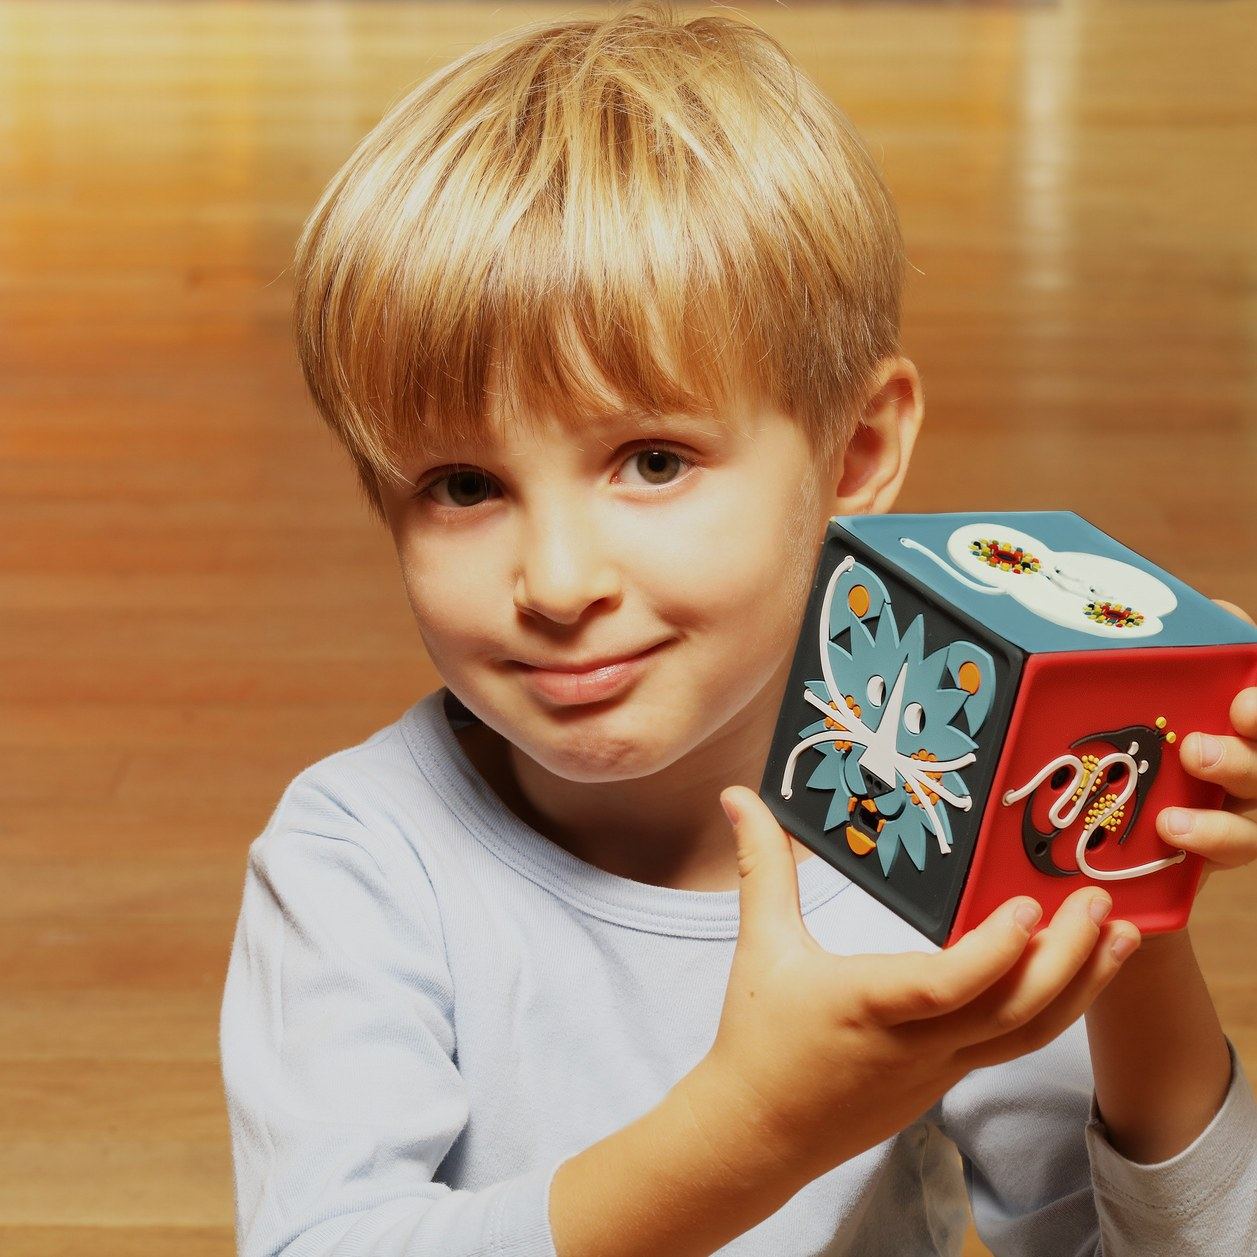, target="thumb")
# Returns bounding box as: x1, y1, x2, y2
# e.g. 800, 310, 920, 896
720, 786, 807, 949
1211, 597, 1255, 627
